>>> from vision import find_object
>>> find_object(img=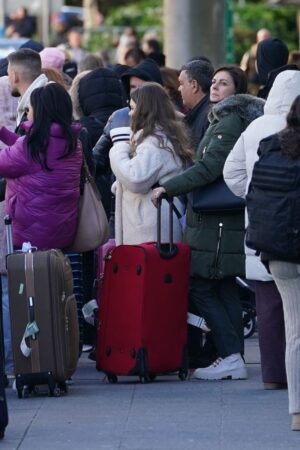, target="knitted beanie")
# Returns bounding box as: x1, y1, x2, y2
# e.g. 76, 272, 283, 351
40, 47, 65, 70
